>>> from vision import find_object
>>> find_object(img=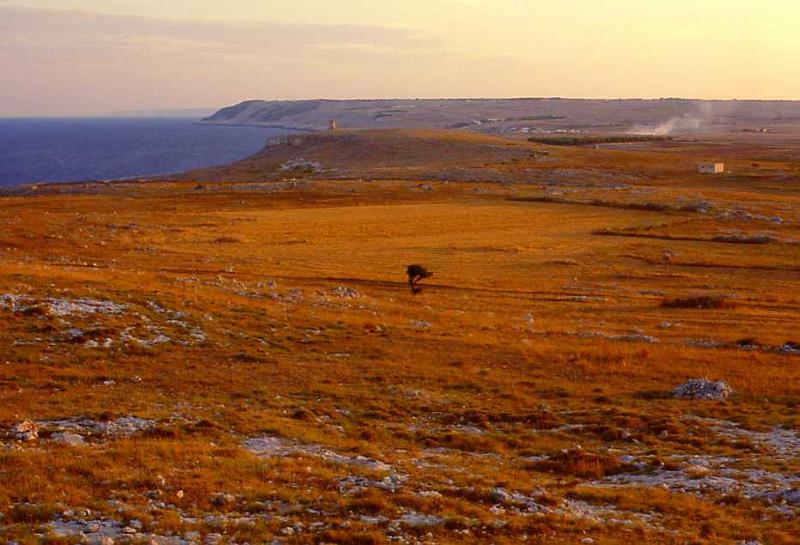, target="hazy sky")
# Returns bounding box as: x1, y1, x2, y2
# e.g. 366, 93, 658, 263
1, 0, 798, 115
